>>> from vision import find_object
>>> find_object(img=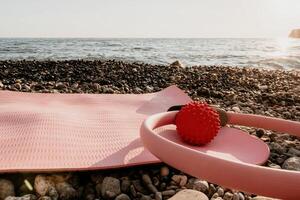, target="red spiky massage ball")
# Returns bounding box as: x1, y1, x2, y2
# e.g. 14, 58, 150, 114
175, 101, 221, 145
